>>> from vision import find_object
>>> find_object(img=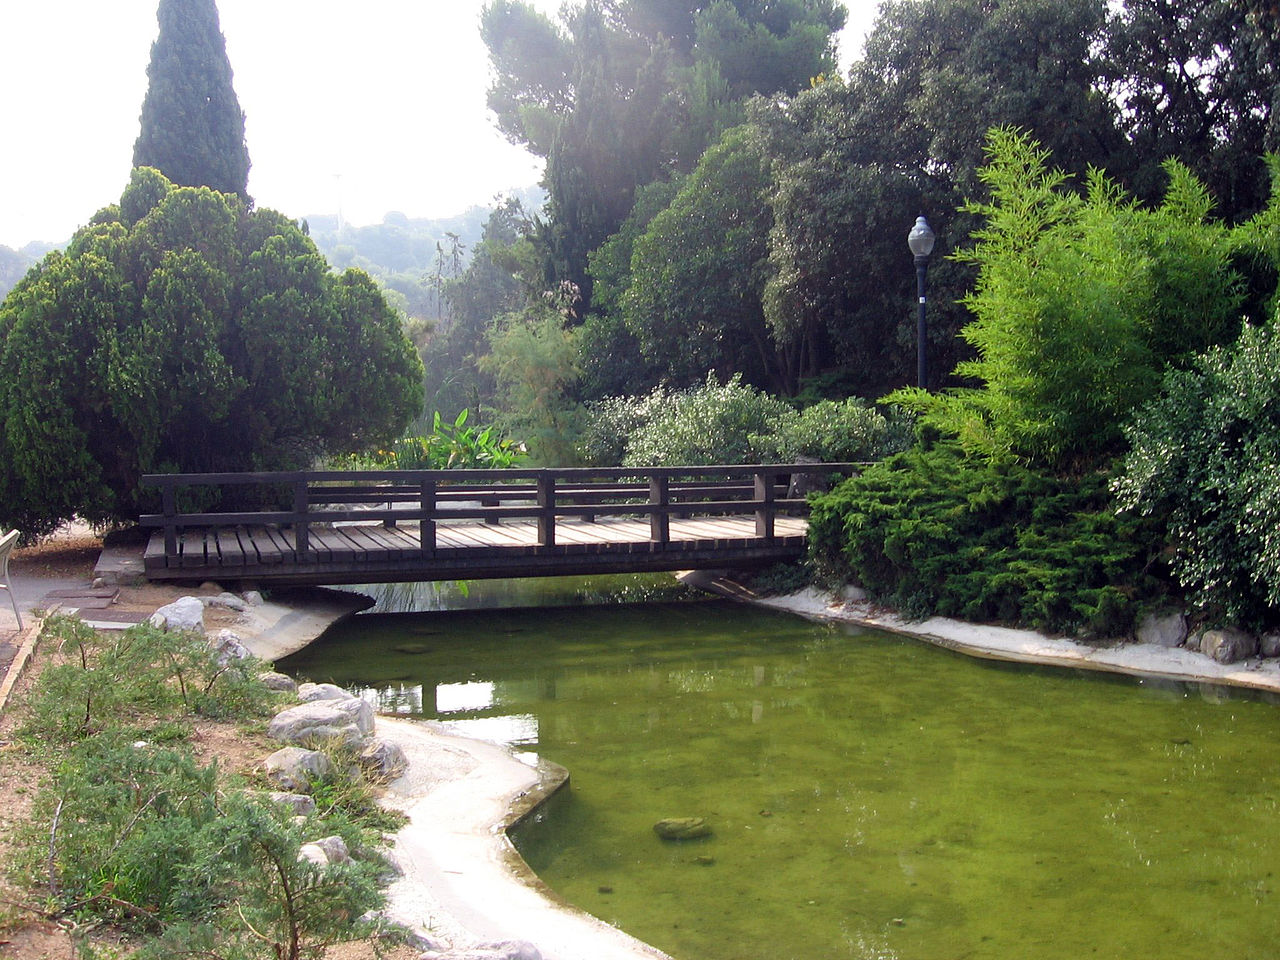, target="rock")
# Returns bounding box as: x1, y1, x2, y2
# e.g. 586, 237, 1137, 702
432, 942, 543, 960
1260, 632, 1280, 658
841, 584, 869, 603
1200, 627, 1259, 664
243, 590, 265, 606
264, 747, 333, 792
308, 834, 350, 864
298, 842, 329, 866
148, 596, 205, 635
653, 817, 713, 841
298, 682, 352, 702
210, 629, 251, 664
267, 791, 316, 816
259, 671, 298, 693
202, 591, 249, 612
1185, 630, 1203, 653
267, 700, 372, 747
359, 737, 408, 782
1136, 611, 1187, 648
